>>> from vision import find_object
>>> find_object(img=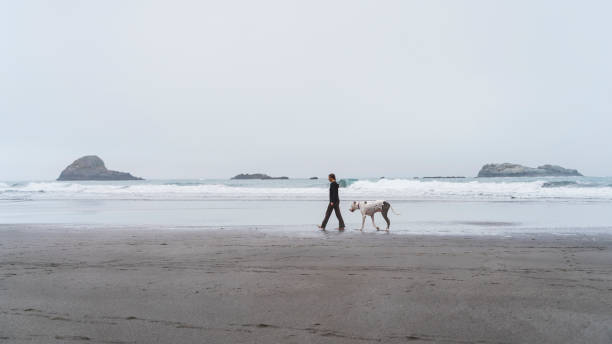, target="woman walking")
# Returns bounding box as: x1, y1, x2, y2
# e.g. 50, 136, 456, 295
318, 173, 345, 231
